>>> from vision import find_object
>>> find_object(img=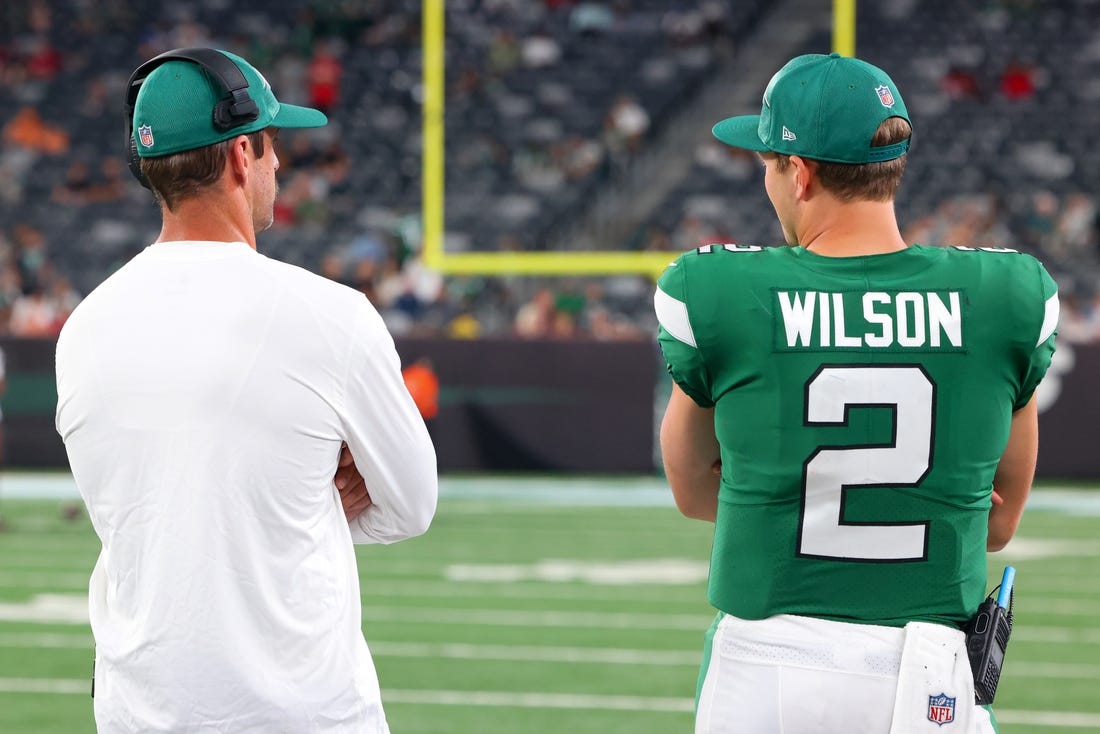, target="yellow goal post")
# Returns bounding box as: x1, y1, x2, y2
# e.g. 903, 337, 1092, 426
419, 0, 856, 281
